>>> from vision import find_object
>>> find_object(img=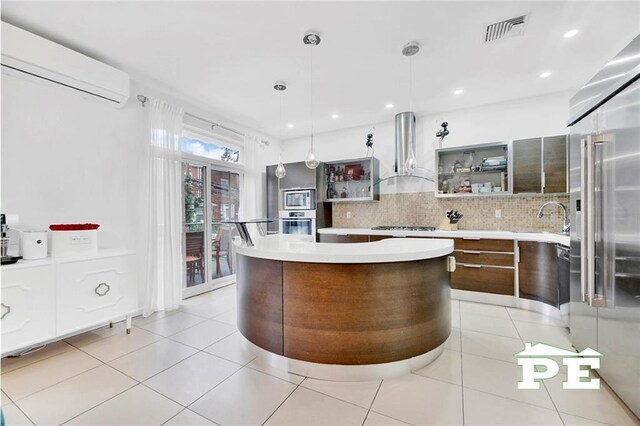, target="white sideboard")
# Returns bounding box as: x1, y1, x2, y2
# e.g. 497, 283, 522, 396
1, 249, 137, 356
